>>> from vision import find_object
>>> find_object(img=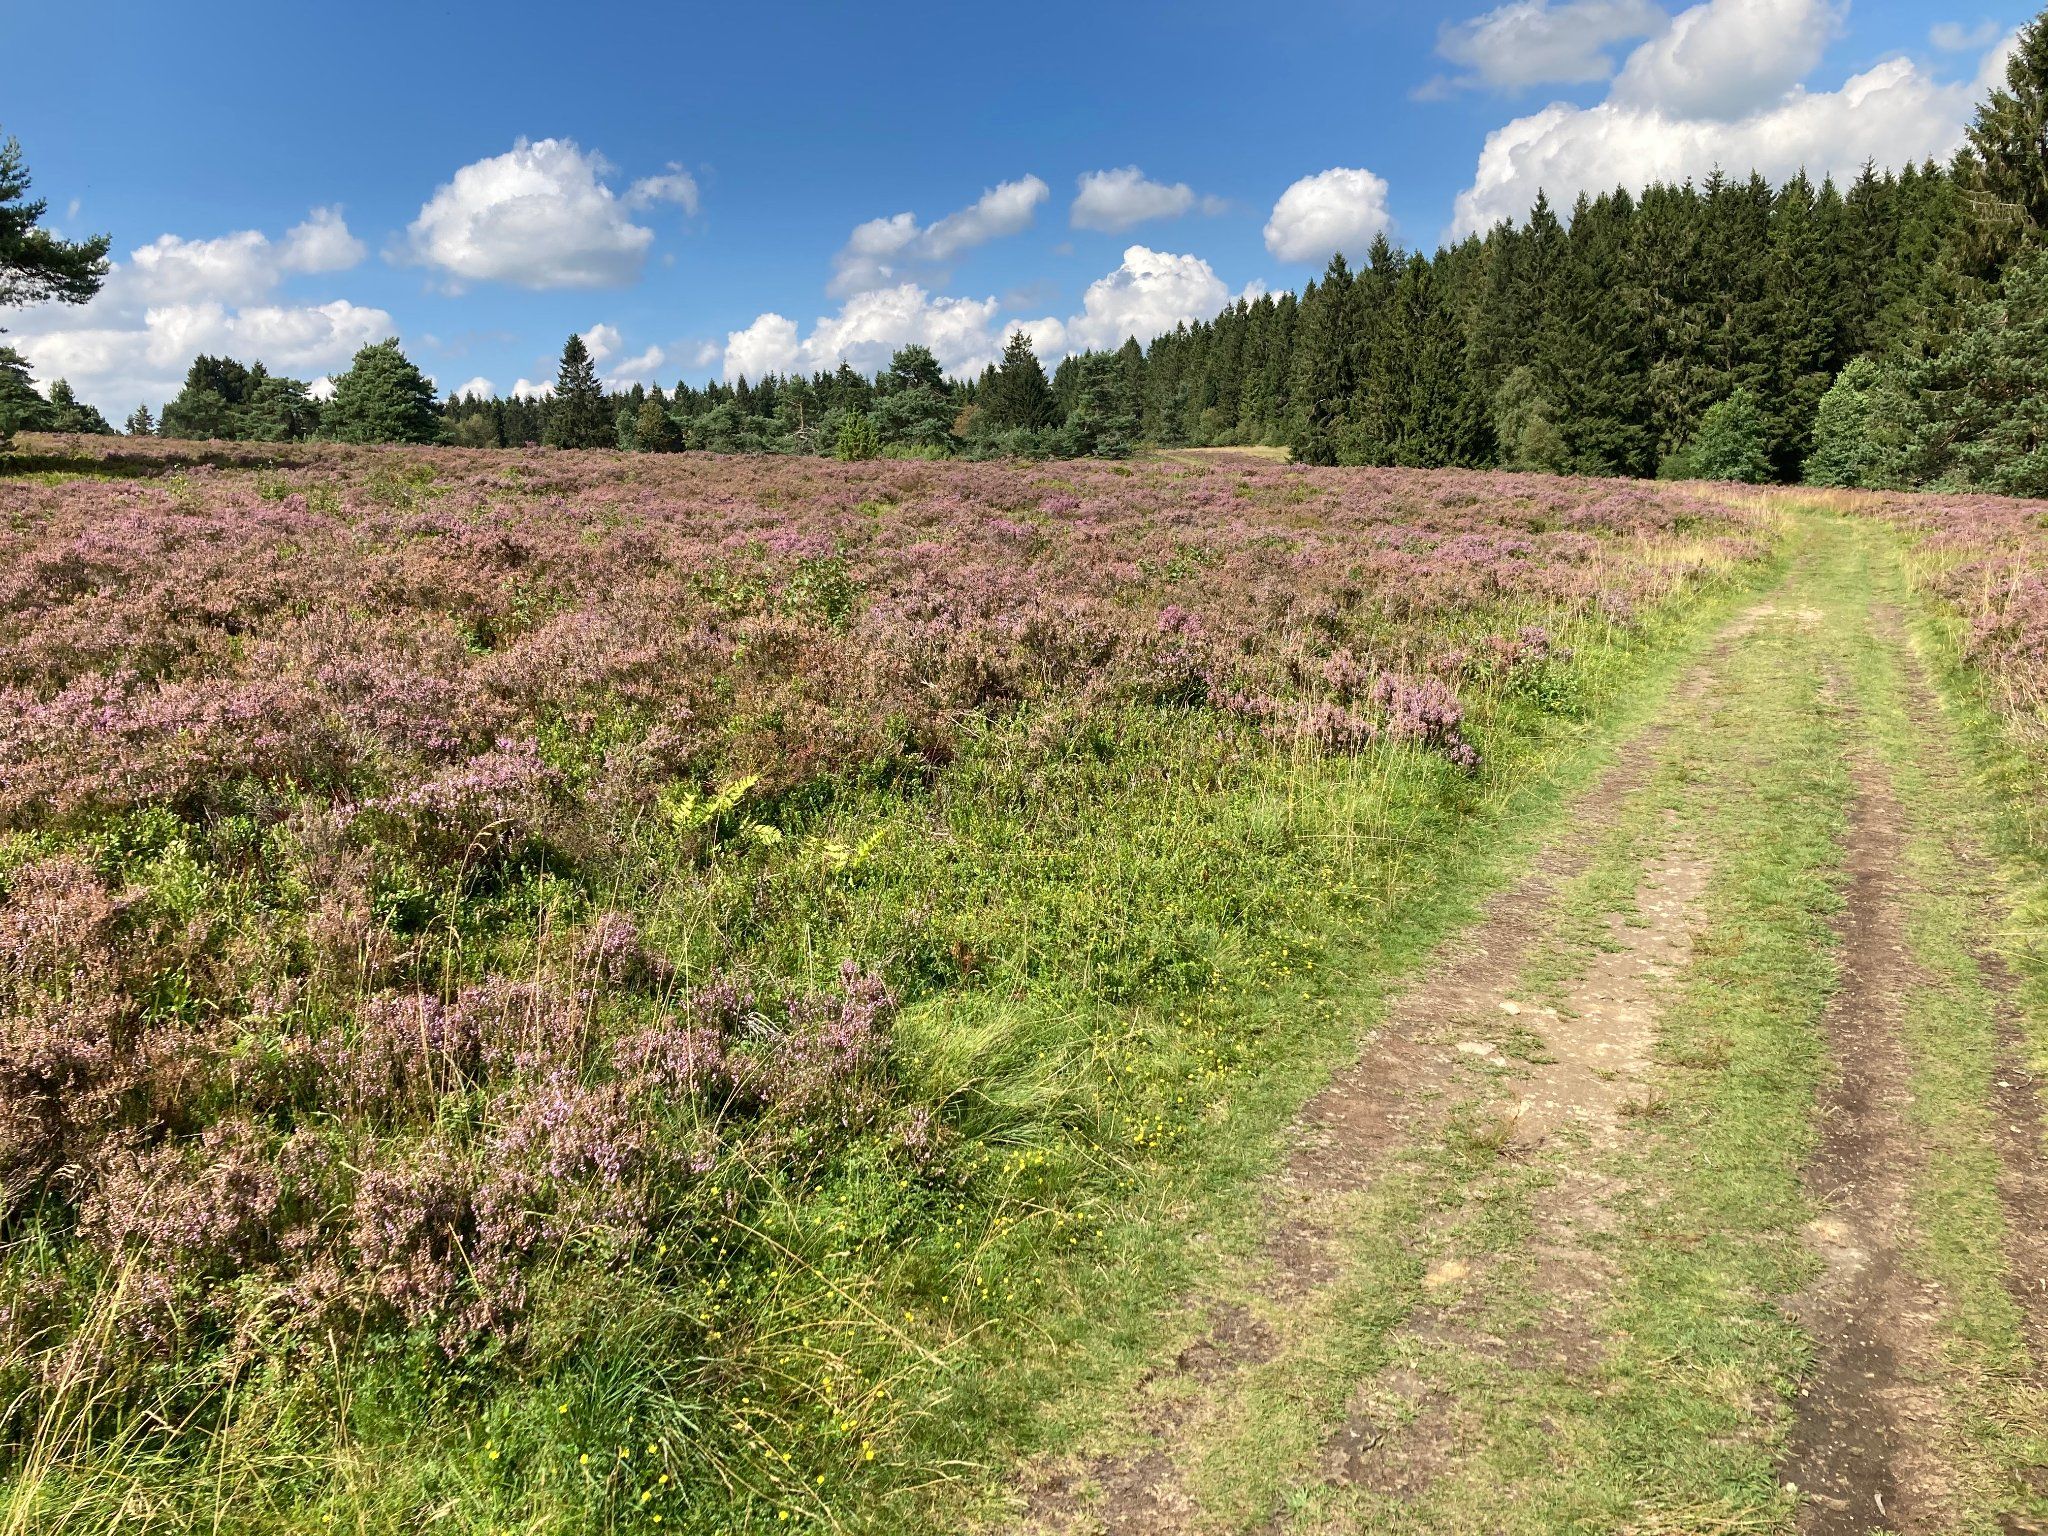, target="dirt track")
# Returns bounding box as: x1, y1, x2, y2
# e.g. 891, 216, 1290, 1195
1008, 521, 2048, 1536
